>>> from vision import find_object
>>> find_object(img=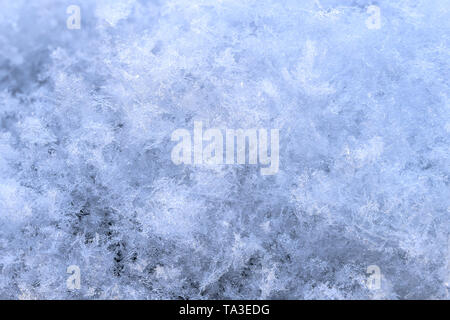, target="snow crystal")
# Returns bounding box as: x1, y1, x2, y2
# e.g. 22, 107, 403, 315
0, 0, 448, 299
